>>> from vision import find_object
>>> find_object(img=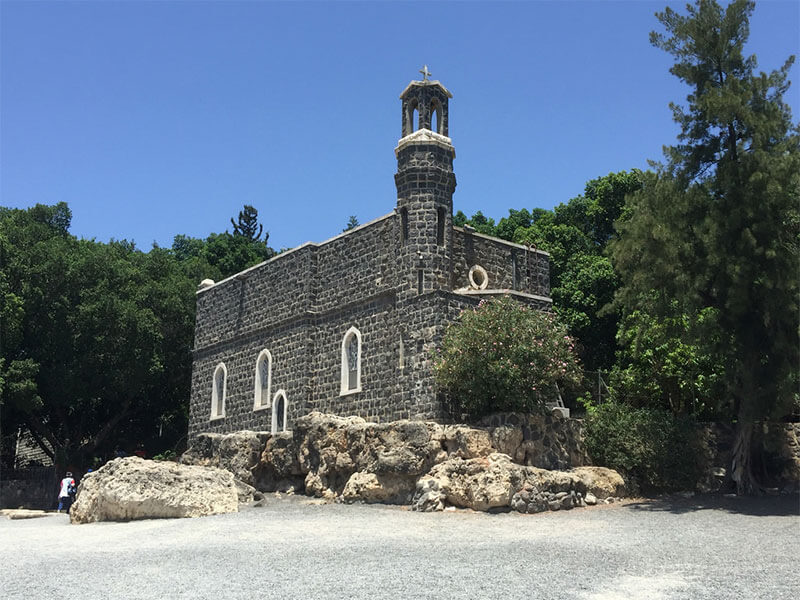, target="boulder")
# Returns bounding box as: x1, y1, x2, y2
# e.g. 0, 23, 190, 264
70, 457, 239, 524
442, 426, 494, 459
293, 412, 445, 498
570, 466, 627, 499
412, 454, 627, 513
341, 472, 416, 504
413, 453, 527, 512
181, 430, 269, 487
490, 426, 524, 462
253, 431, 305, 492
